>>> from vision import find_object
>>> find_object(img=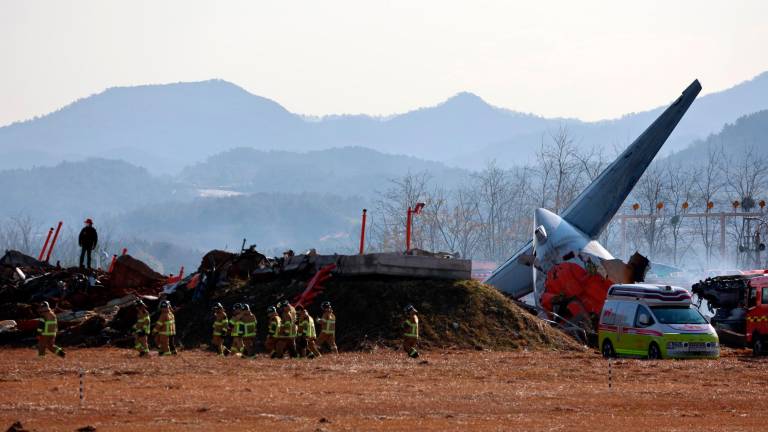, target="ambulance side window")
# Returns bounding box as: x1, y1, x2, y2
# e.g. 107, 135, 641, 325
617, 302, 637, 327
748, 287, 758, 308
762, 288, 768, 305
600, 301, 617, 325
634, 305, 654, 328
